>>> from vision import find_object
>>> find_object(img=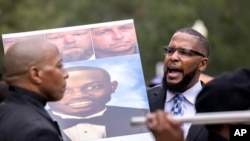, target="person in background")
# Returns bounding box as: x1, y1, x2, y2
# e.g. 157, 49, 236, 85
199, 73, 213, 84
45, 29, 95, 62
48, 66, 148, 141
147, 27, 210, 140
91, 23, 139, 59
147, 68, 250, 141
147, 76, 162, 88
0, 37, 68, 141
